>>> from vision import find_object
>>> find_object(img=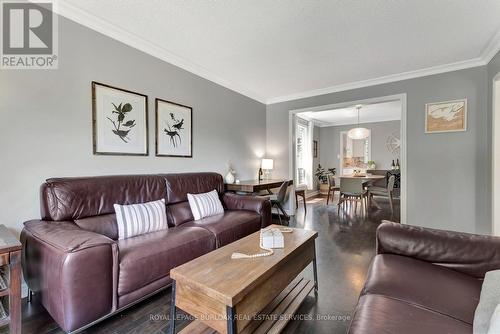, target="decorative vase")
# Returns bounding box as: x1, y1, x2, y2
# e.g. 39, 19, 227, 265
225, 171, 235, 184
319, 183, 329, 195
